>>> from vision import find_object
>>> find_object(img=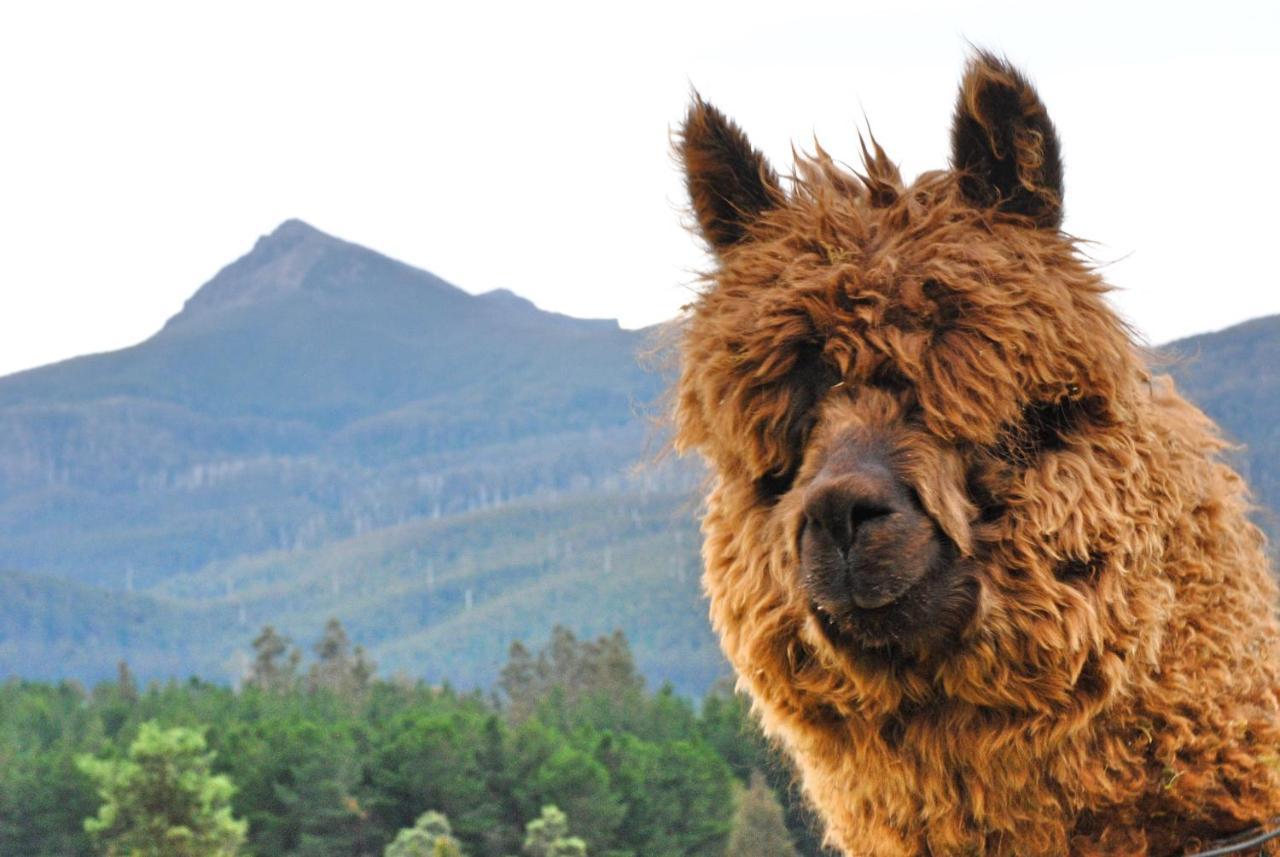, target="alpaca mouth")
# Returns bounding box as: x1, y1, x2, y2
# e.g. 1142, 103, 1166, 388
805, 535, 972, 657
809, 590, 919, 652
811, 598, 880, 646
800, 509, 952, 652
796, 428, 975, 655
